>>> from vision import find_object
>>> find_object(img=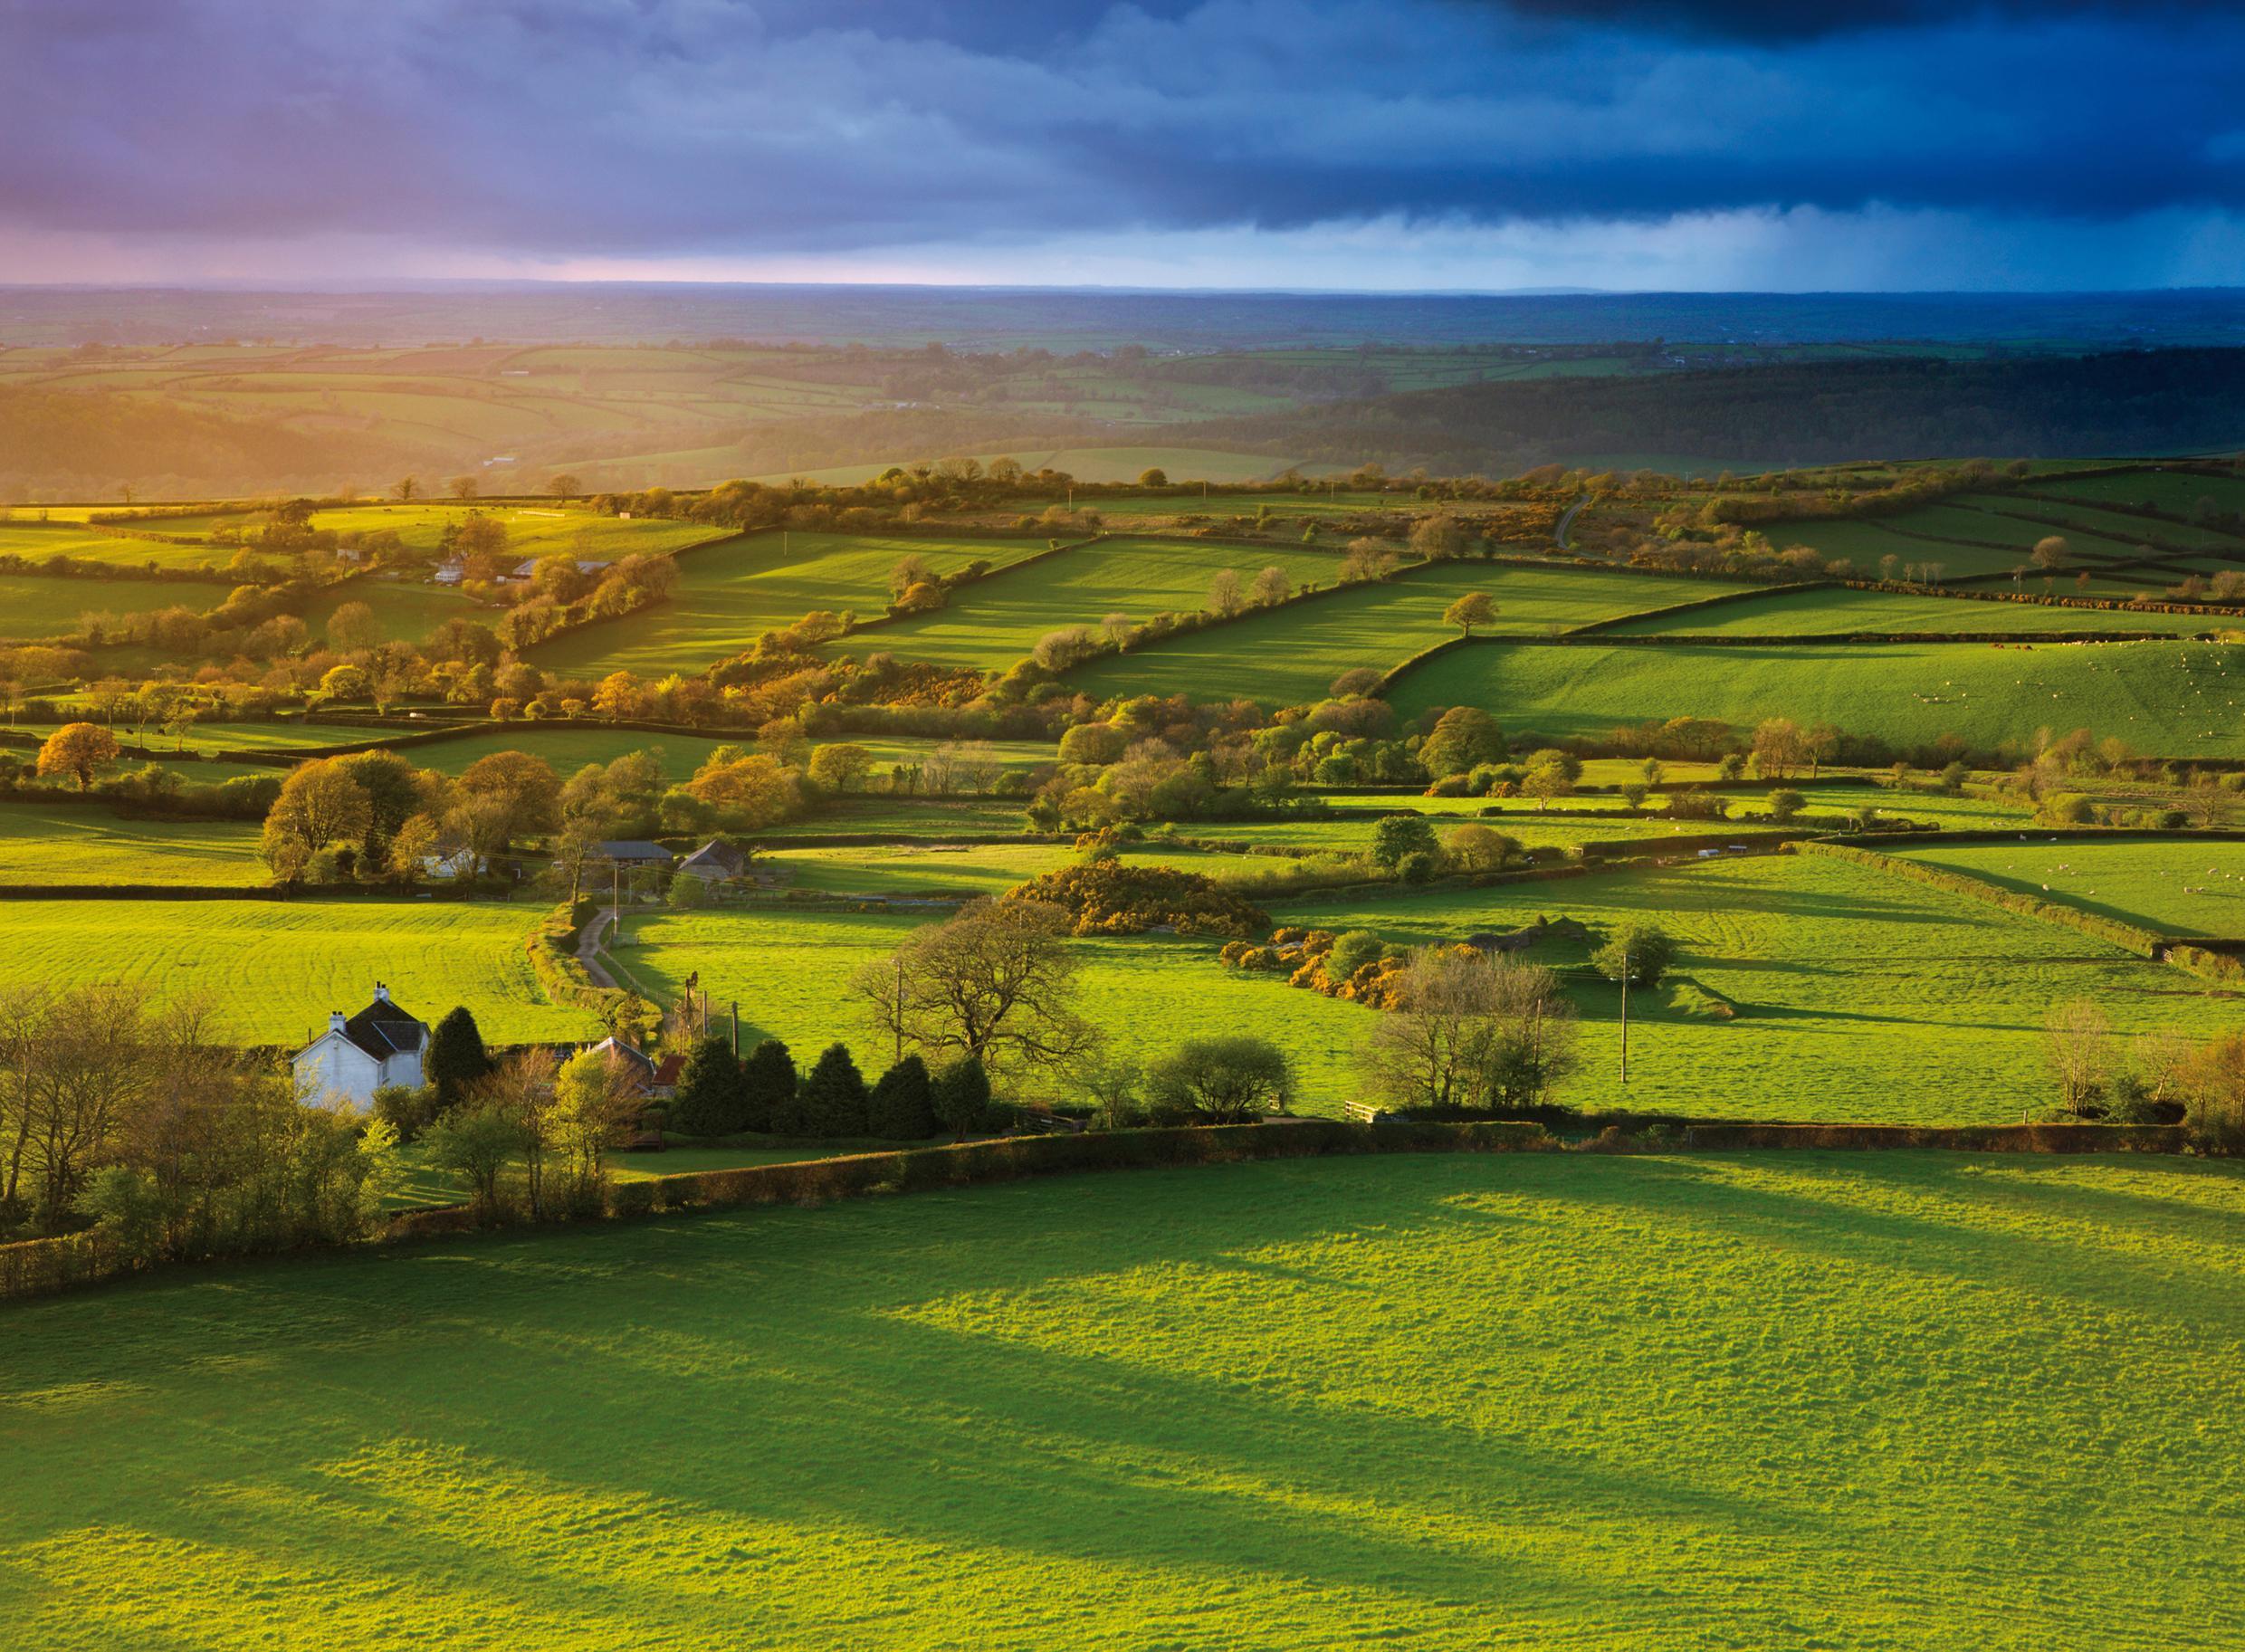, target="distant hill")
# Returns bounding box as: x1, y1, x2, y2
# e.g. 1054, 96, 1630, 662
1175, 348, 2245, 473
